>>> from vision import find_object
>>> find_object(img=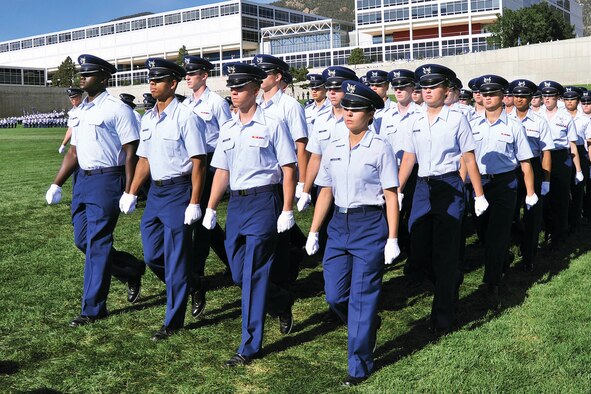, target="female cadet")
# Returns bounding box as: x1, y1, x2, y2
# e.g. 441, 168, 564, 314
305, 80, 400, 386
202, 63, 297, 367
470, 75, 536, 307
398, 64, 487, 333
